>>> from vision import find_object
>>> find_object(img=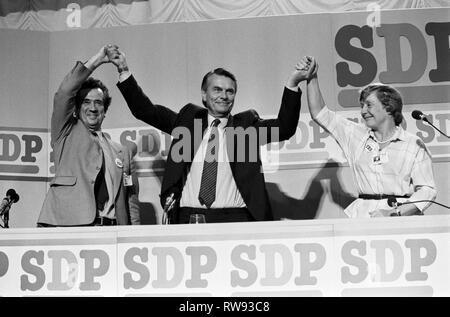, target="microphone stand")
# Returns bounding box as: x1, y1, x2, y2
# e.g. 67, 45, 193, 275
396, 200, 450, 210
162, 193, 176, 225
421, 118, 450, 139
0, 200, 11, 228
387, 198, 450, 216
